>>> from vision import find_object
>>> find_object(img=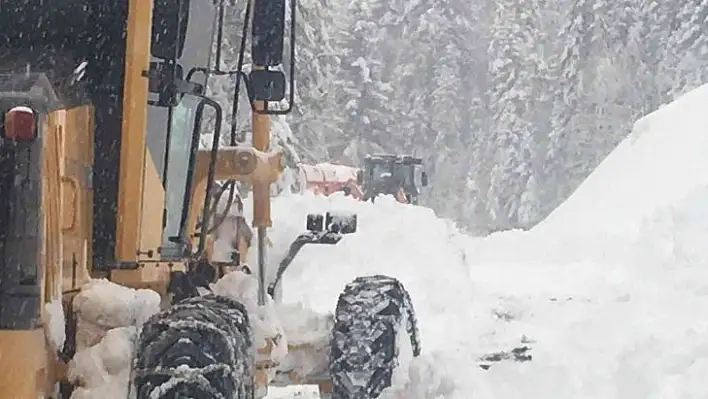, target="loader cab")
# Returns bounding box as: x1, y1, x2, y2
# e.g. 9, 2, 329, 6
145, 0, 219, 259
363, 155, 399, 197
396, 156, 427, 196
363, 154, 397, 181
90, 0, 220, 266
0, 0, 222, 268
370, 162, 396, 184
